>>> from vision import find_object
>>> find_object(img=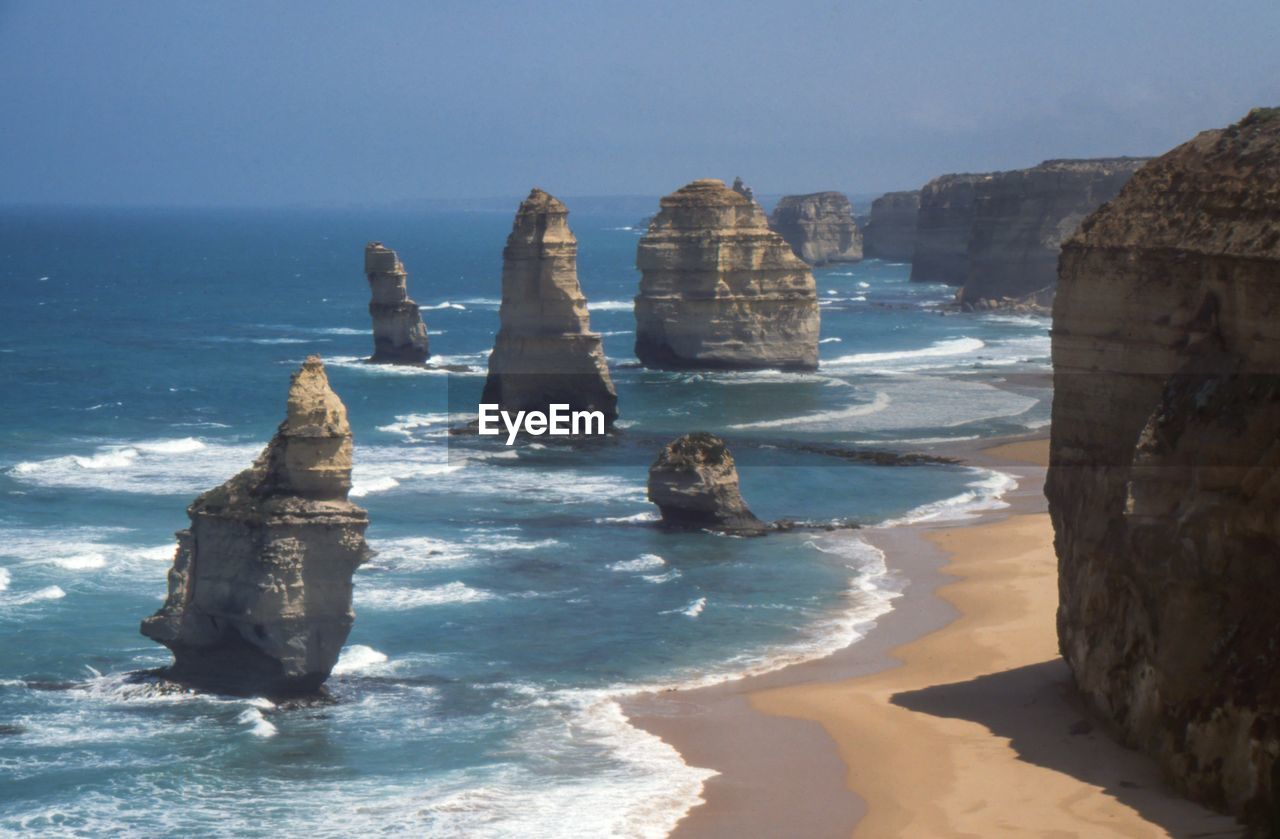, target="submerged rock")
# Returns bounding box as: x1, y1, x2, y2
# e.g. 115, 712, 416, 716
481, 189, 619, 428
910, 173, 987, 285
862, 190, 920, 261
365, 242, 430, 364
141, 356, 370, 697
1047, 108, 1280, 828
770, 191, 864, 265
634, 179, 819, 371
647, 432, 766, 535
